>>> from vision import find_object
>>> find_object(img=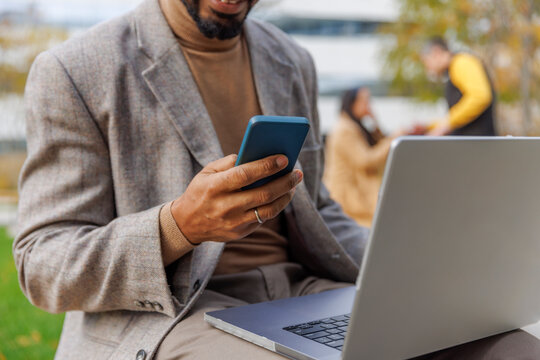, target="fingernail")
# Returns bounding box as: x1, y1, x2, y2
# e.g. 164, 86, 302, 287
295, 170, 303, 182
276, 156, 288, 168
